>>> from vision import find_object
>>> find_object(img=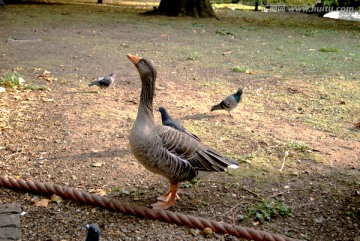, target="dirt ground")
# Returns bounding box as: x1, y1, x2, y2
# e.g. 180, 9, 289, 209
0, 3, 359, 241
